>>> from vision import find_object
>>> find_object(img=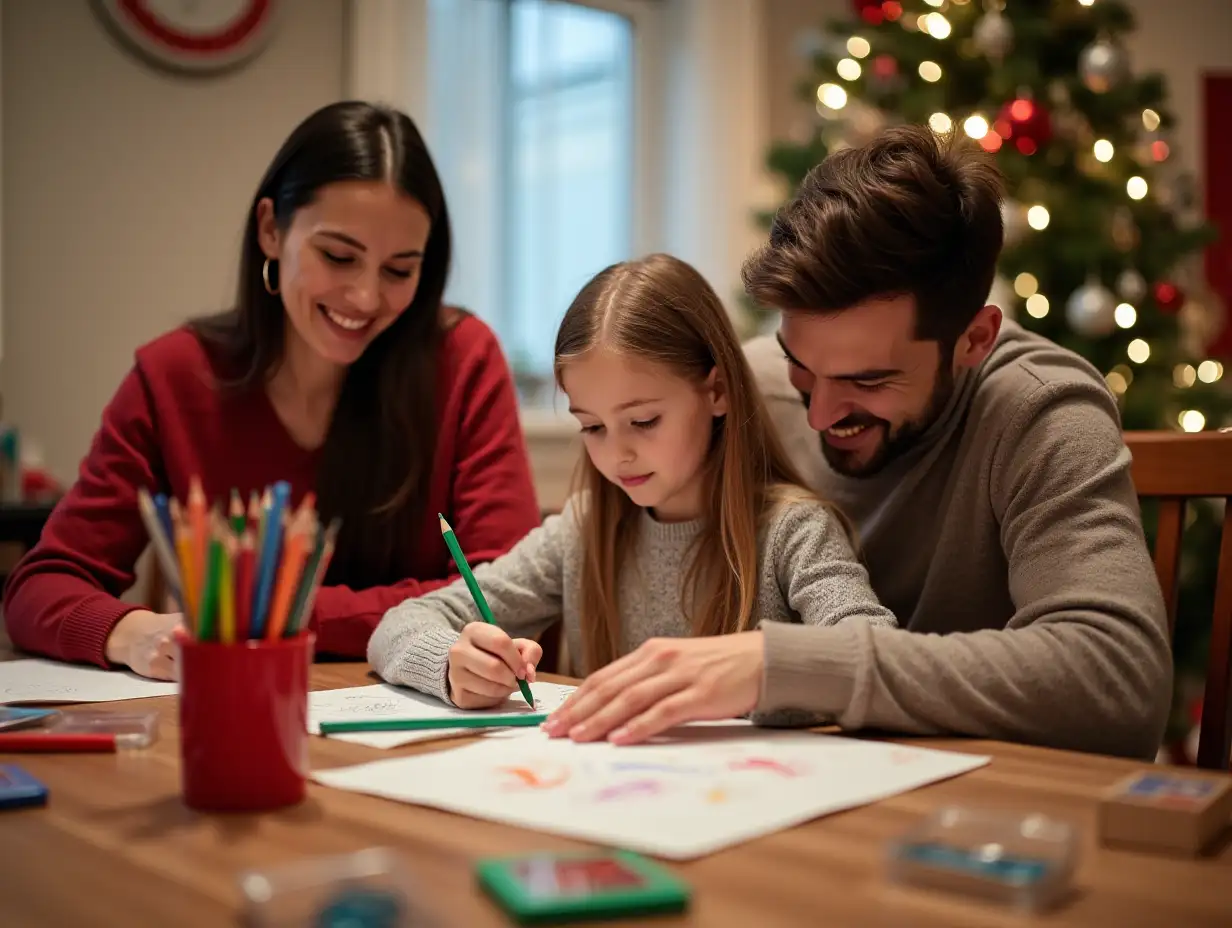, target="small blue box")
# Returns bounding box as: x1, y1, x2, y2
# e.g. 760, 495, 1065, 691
0, 764, 49, 810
